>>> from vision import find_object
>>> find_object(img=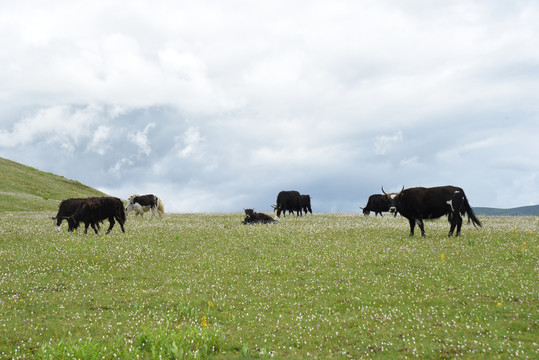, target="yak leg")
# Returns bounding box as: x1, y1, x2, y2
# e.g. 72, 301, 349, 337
106, 217, 115, 234
454, 195, 465, 236
416, 219, 426, 237
448, 193, 465, 237
90, 222, 99, 234
454, 212, 463, 237
117, 216, 125, 233
84, 222, 91, 234
408, 218, 416, 236
448, 210, 459, 237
